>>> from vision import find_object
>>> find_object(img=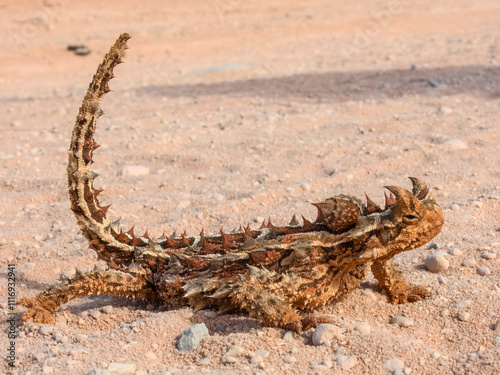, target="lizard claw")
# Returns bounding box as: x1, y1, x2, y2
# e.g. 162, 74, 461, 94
17, 298, 54, 324
389, 285, 431, 304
